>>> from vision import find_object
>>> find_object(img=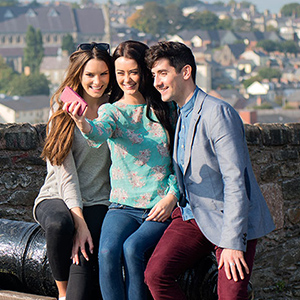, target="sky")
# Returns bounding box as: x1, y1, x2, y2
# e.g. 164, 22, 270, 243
29, 0, 300, 14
